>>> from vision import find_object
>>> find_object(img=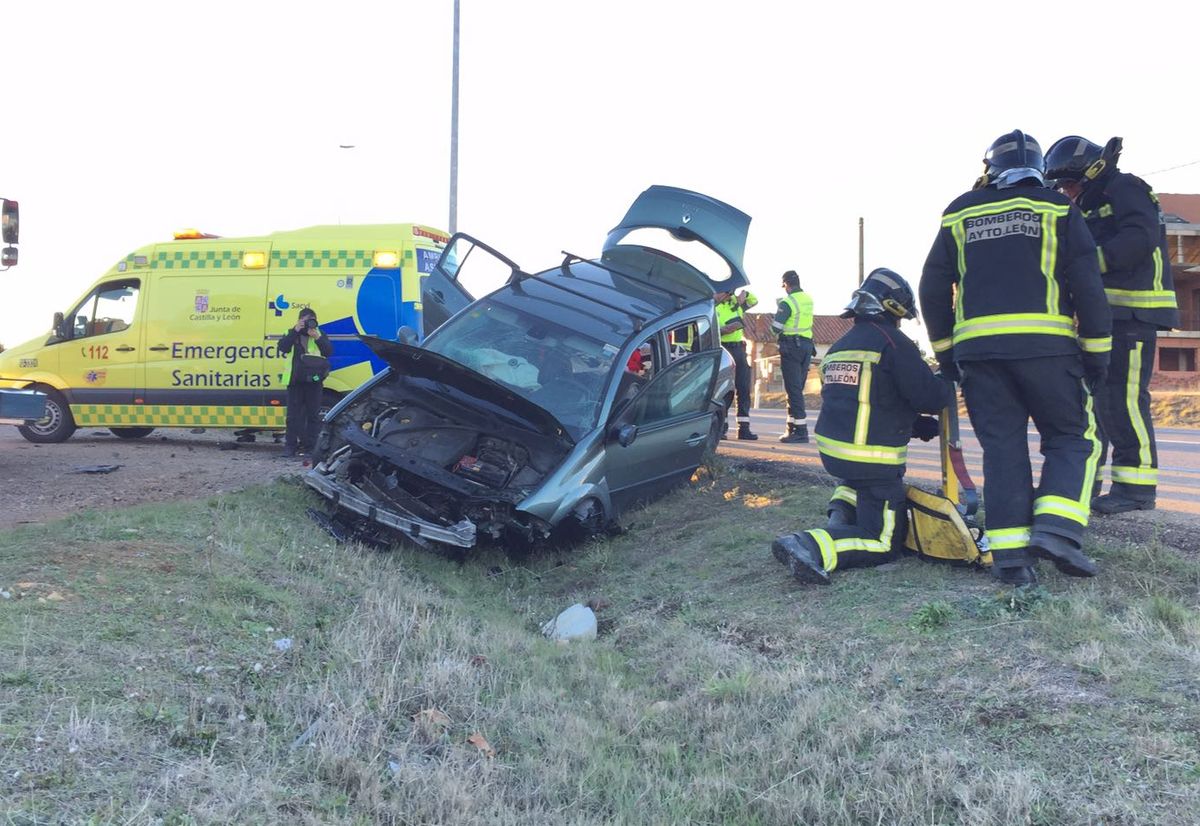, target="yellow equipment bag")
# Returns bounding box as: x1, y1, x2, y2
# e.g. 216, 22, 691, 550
903, 485, 992, 567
